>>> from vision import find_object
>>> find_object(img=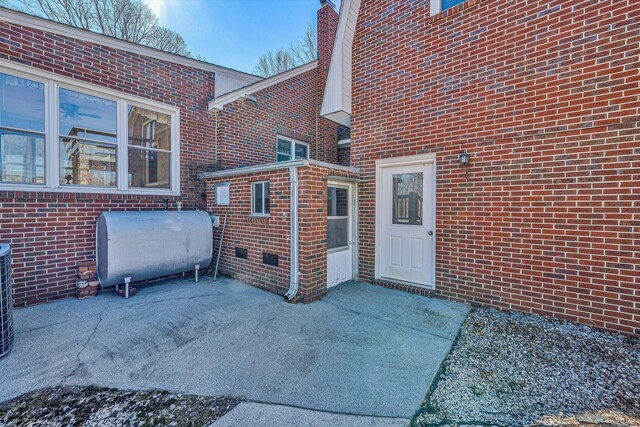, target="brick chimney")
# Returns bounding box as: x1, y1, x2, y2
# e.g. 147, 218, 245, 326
318, 0, 338, 100
316, 0, 340, 164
